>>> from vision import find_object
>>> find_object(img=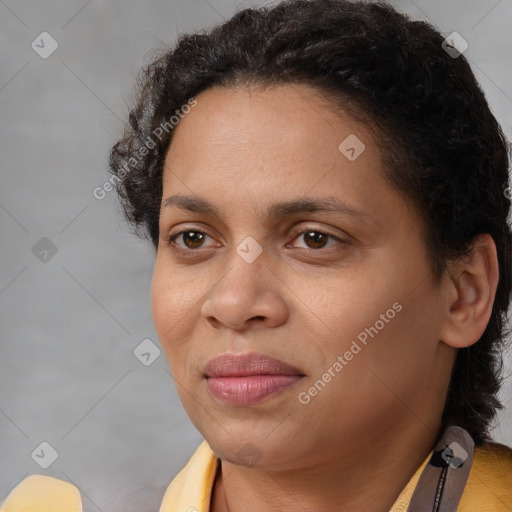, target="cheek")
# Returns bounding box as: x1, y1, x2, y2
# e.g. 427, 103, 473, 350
349, 288, 443, 413
296, 270, 400, 356
302, 265, 439, 393
150, 259, 202, 352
